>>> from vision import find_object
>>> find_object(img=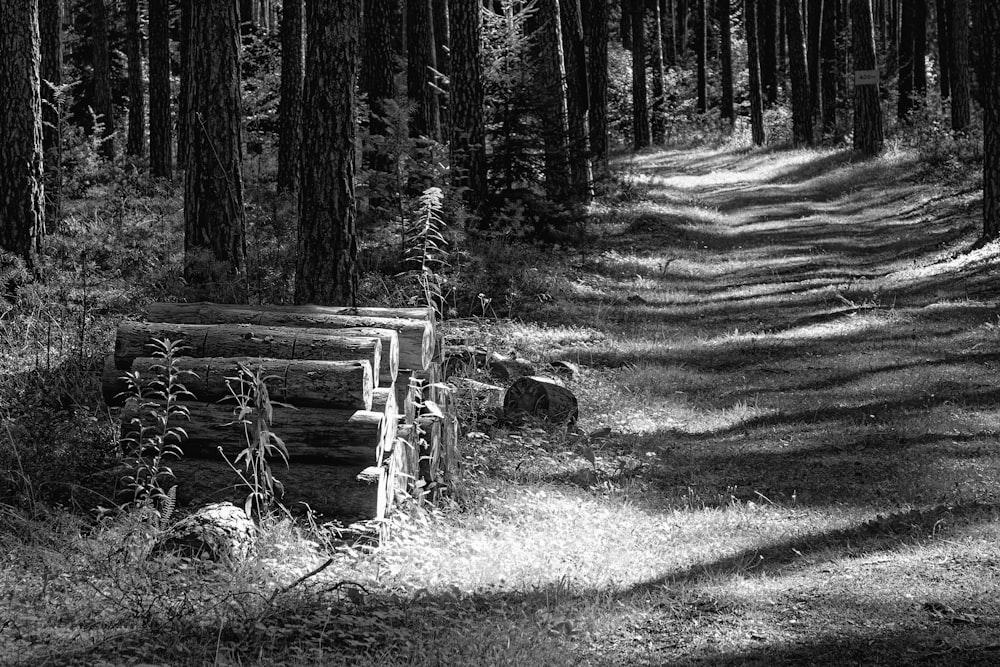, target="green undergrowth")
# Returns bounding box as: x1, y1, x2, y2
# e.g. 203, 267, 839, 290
4, 136, 1000, 665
